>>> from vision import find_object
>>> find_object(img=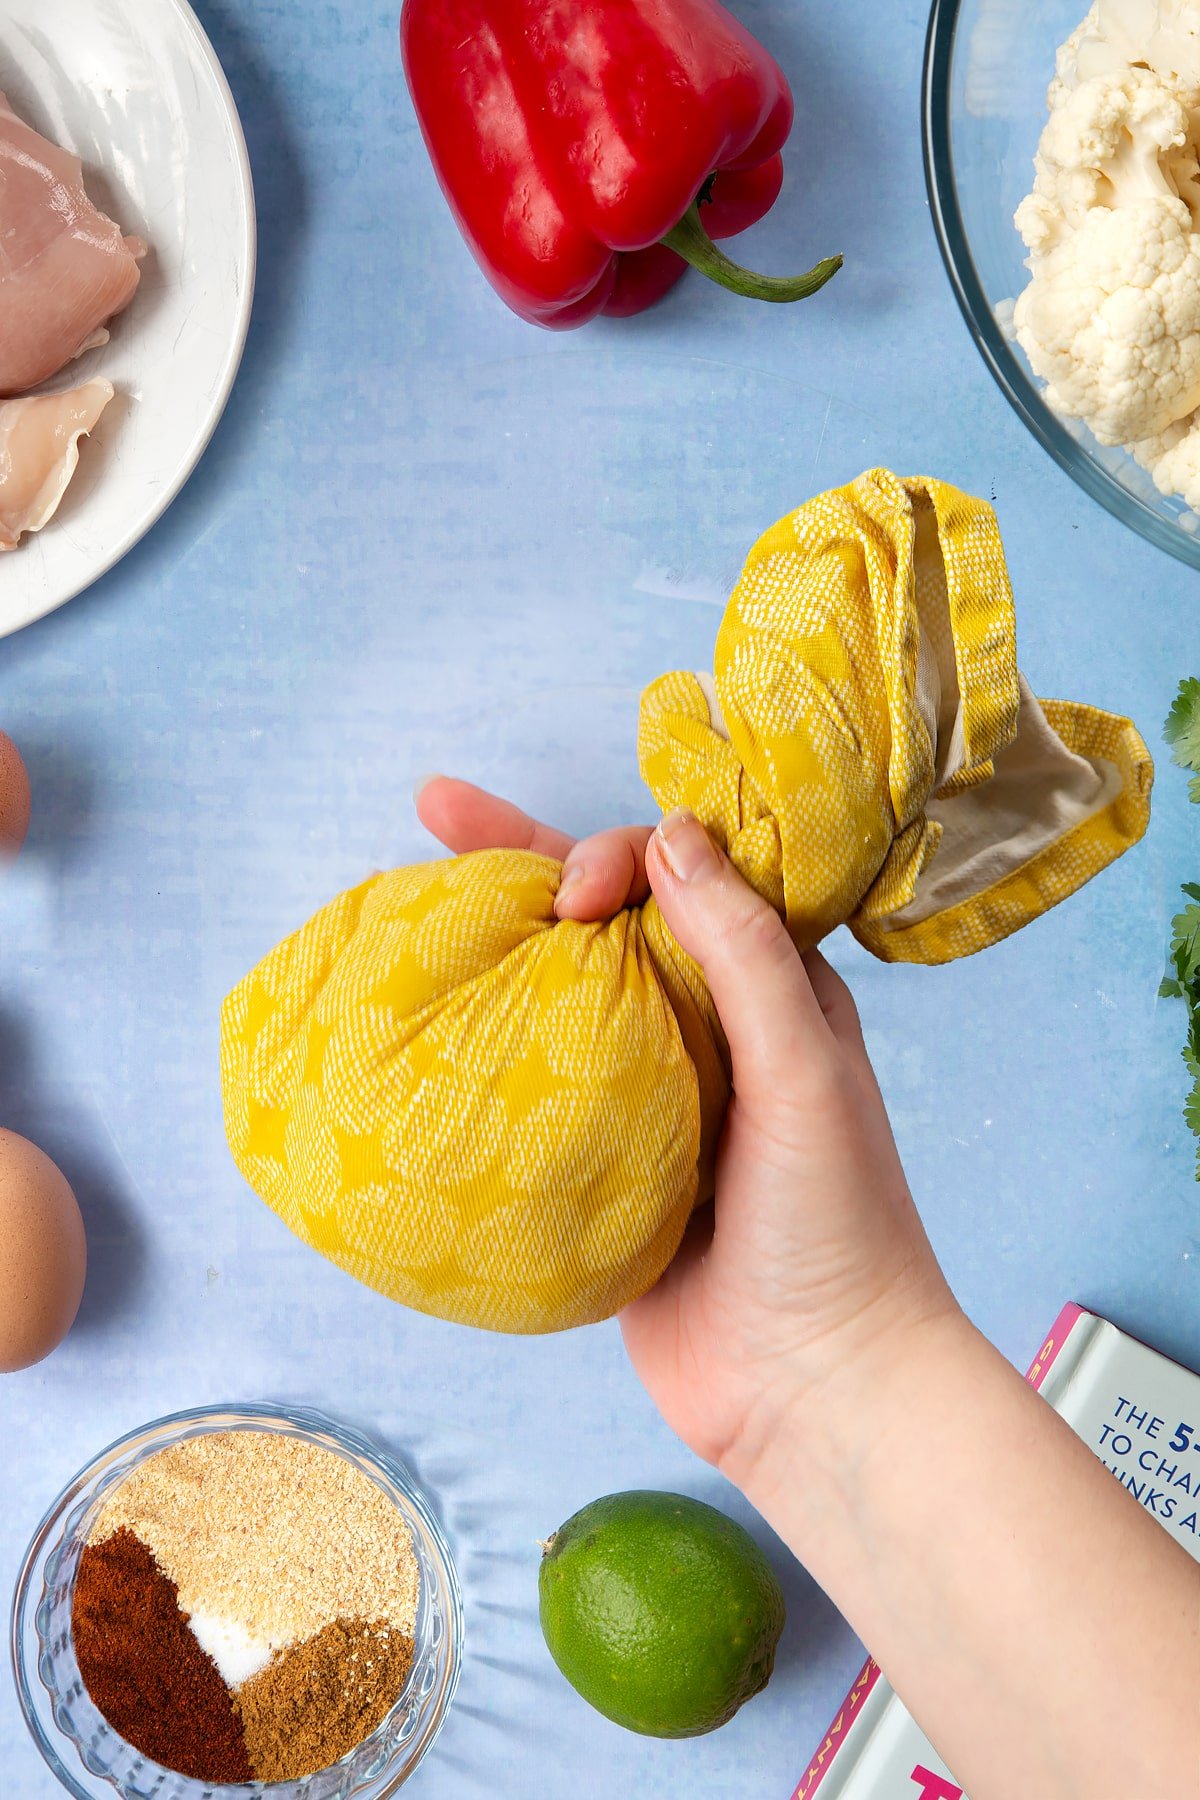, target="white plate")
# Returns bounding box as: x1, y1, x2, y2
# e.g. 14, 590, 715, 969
0, 0, 256, 636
